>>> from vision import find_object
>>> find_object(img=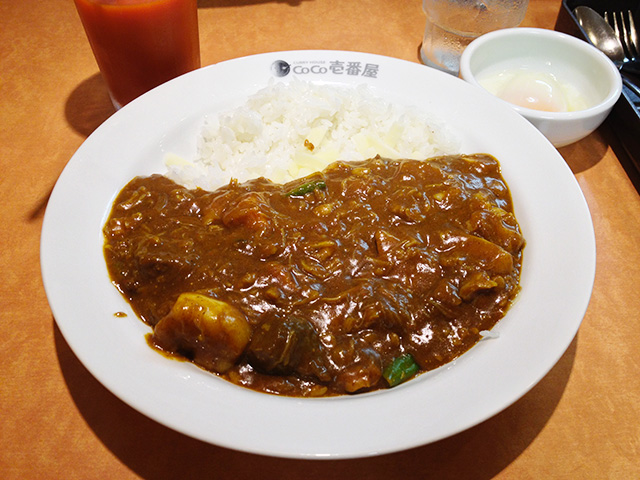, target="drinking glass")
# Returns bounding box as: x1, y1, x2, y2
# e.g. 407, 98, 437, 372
73, 0, 201, 109
420, 0, 529, 76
